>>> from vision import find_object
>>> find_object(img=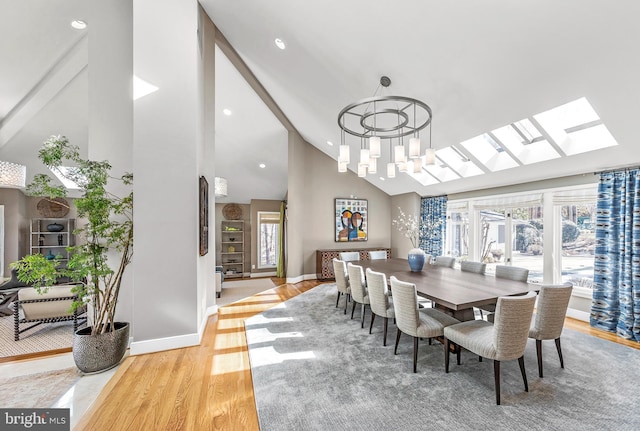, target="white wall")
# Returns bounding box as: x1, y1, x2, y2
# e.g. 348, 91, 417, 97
131, 0, 202, 349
